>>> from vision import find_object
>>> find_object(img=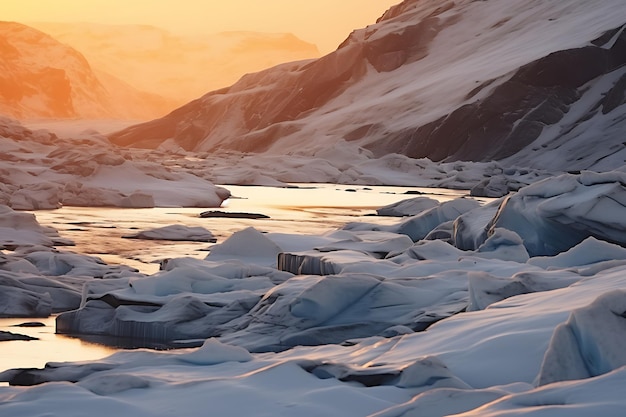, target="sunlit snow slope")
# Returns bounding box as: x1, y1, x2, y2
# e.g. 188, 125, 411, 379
0, 22, 174, 120
110, 0, 626, 171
